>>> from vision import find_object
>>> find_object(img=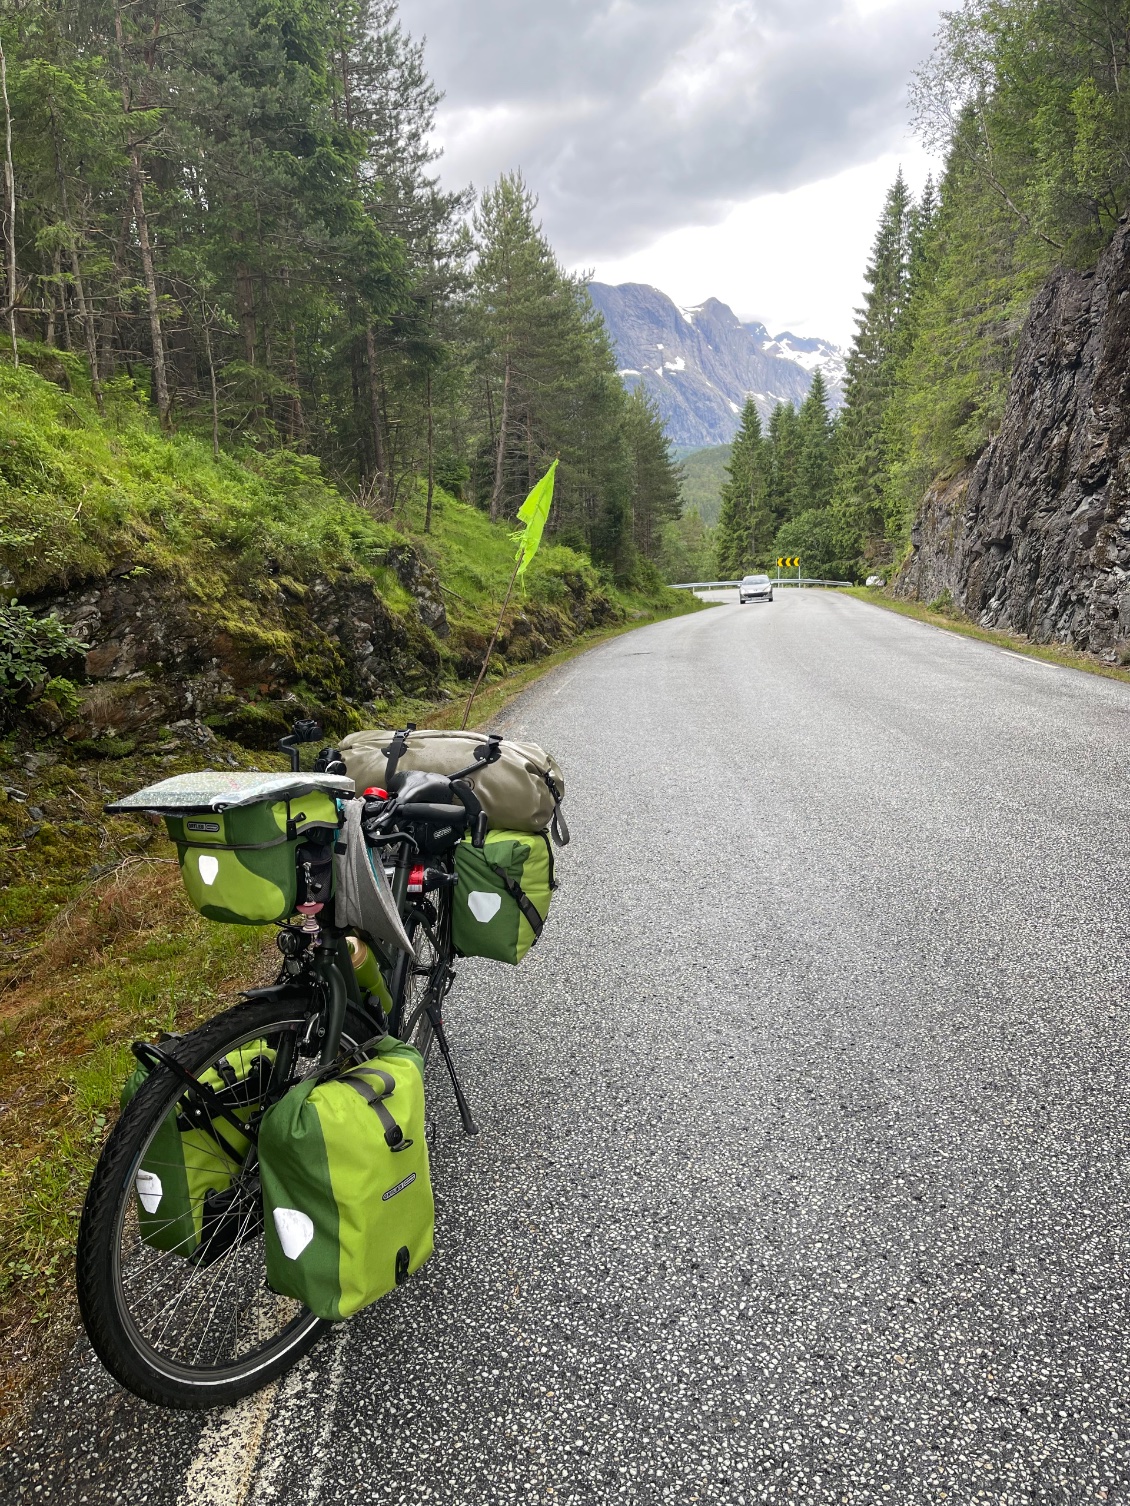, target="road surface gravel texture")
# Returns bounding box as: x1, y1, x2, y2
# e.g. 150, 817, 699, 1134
4, 591, 1130, 1506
